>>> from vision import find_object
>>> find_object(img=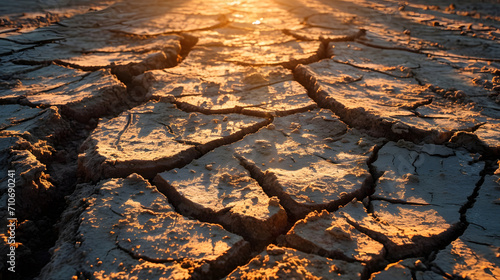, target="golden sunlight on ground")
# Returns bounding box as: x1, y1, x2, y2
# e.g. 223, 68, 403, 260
1, 0, 499, 279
